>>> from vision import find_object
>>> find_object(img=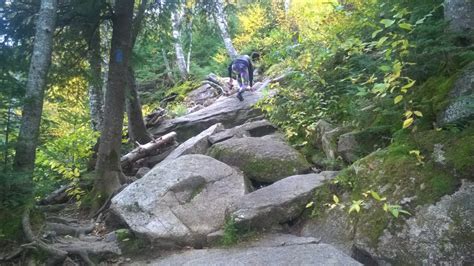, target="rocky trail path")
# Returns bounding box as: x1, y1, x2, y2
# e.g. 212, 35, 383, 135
108, 75, 359, 265
2, 75, 360, 265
